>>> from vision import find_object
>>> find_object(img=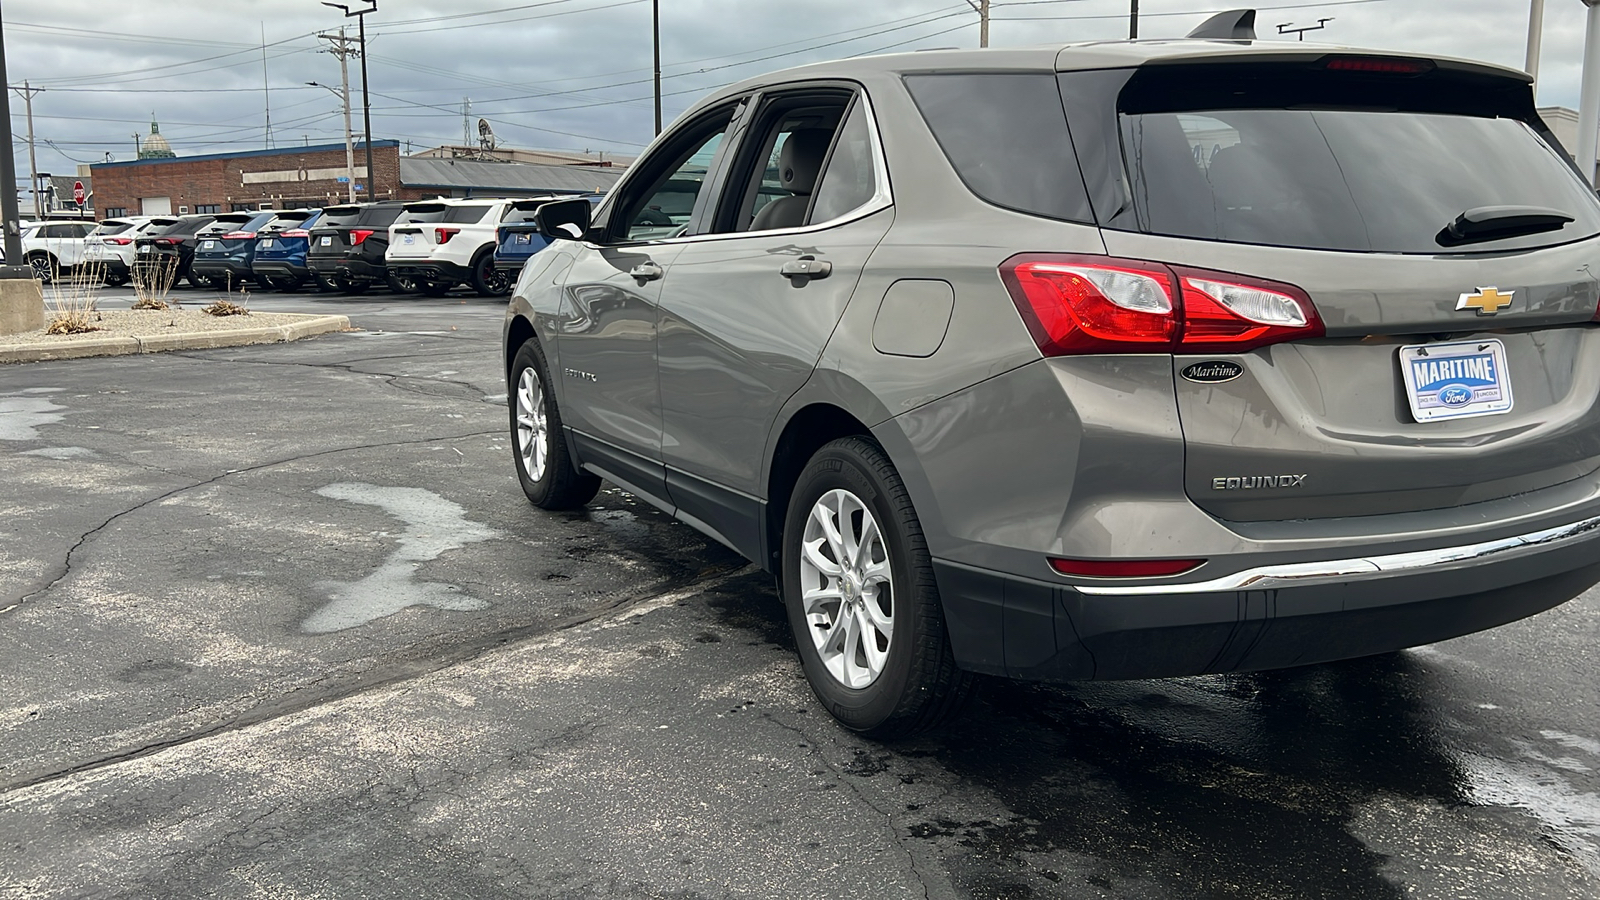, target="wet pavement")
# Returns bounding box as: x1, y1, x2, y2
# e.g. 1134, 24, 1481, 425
2, 285, 1598, 899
